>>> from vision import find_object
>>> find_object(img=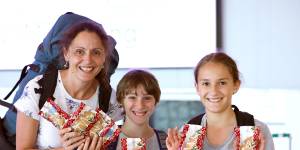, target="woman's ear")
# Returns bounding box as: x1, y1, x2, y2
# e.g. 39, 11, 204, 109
63, 47, 69, 61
